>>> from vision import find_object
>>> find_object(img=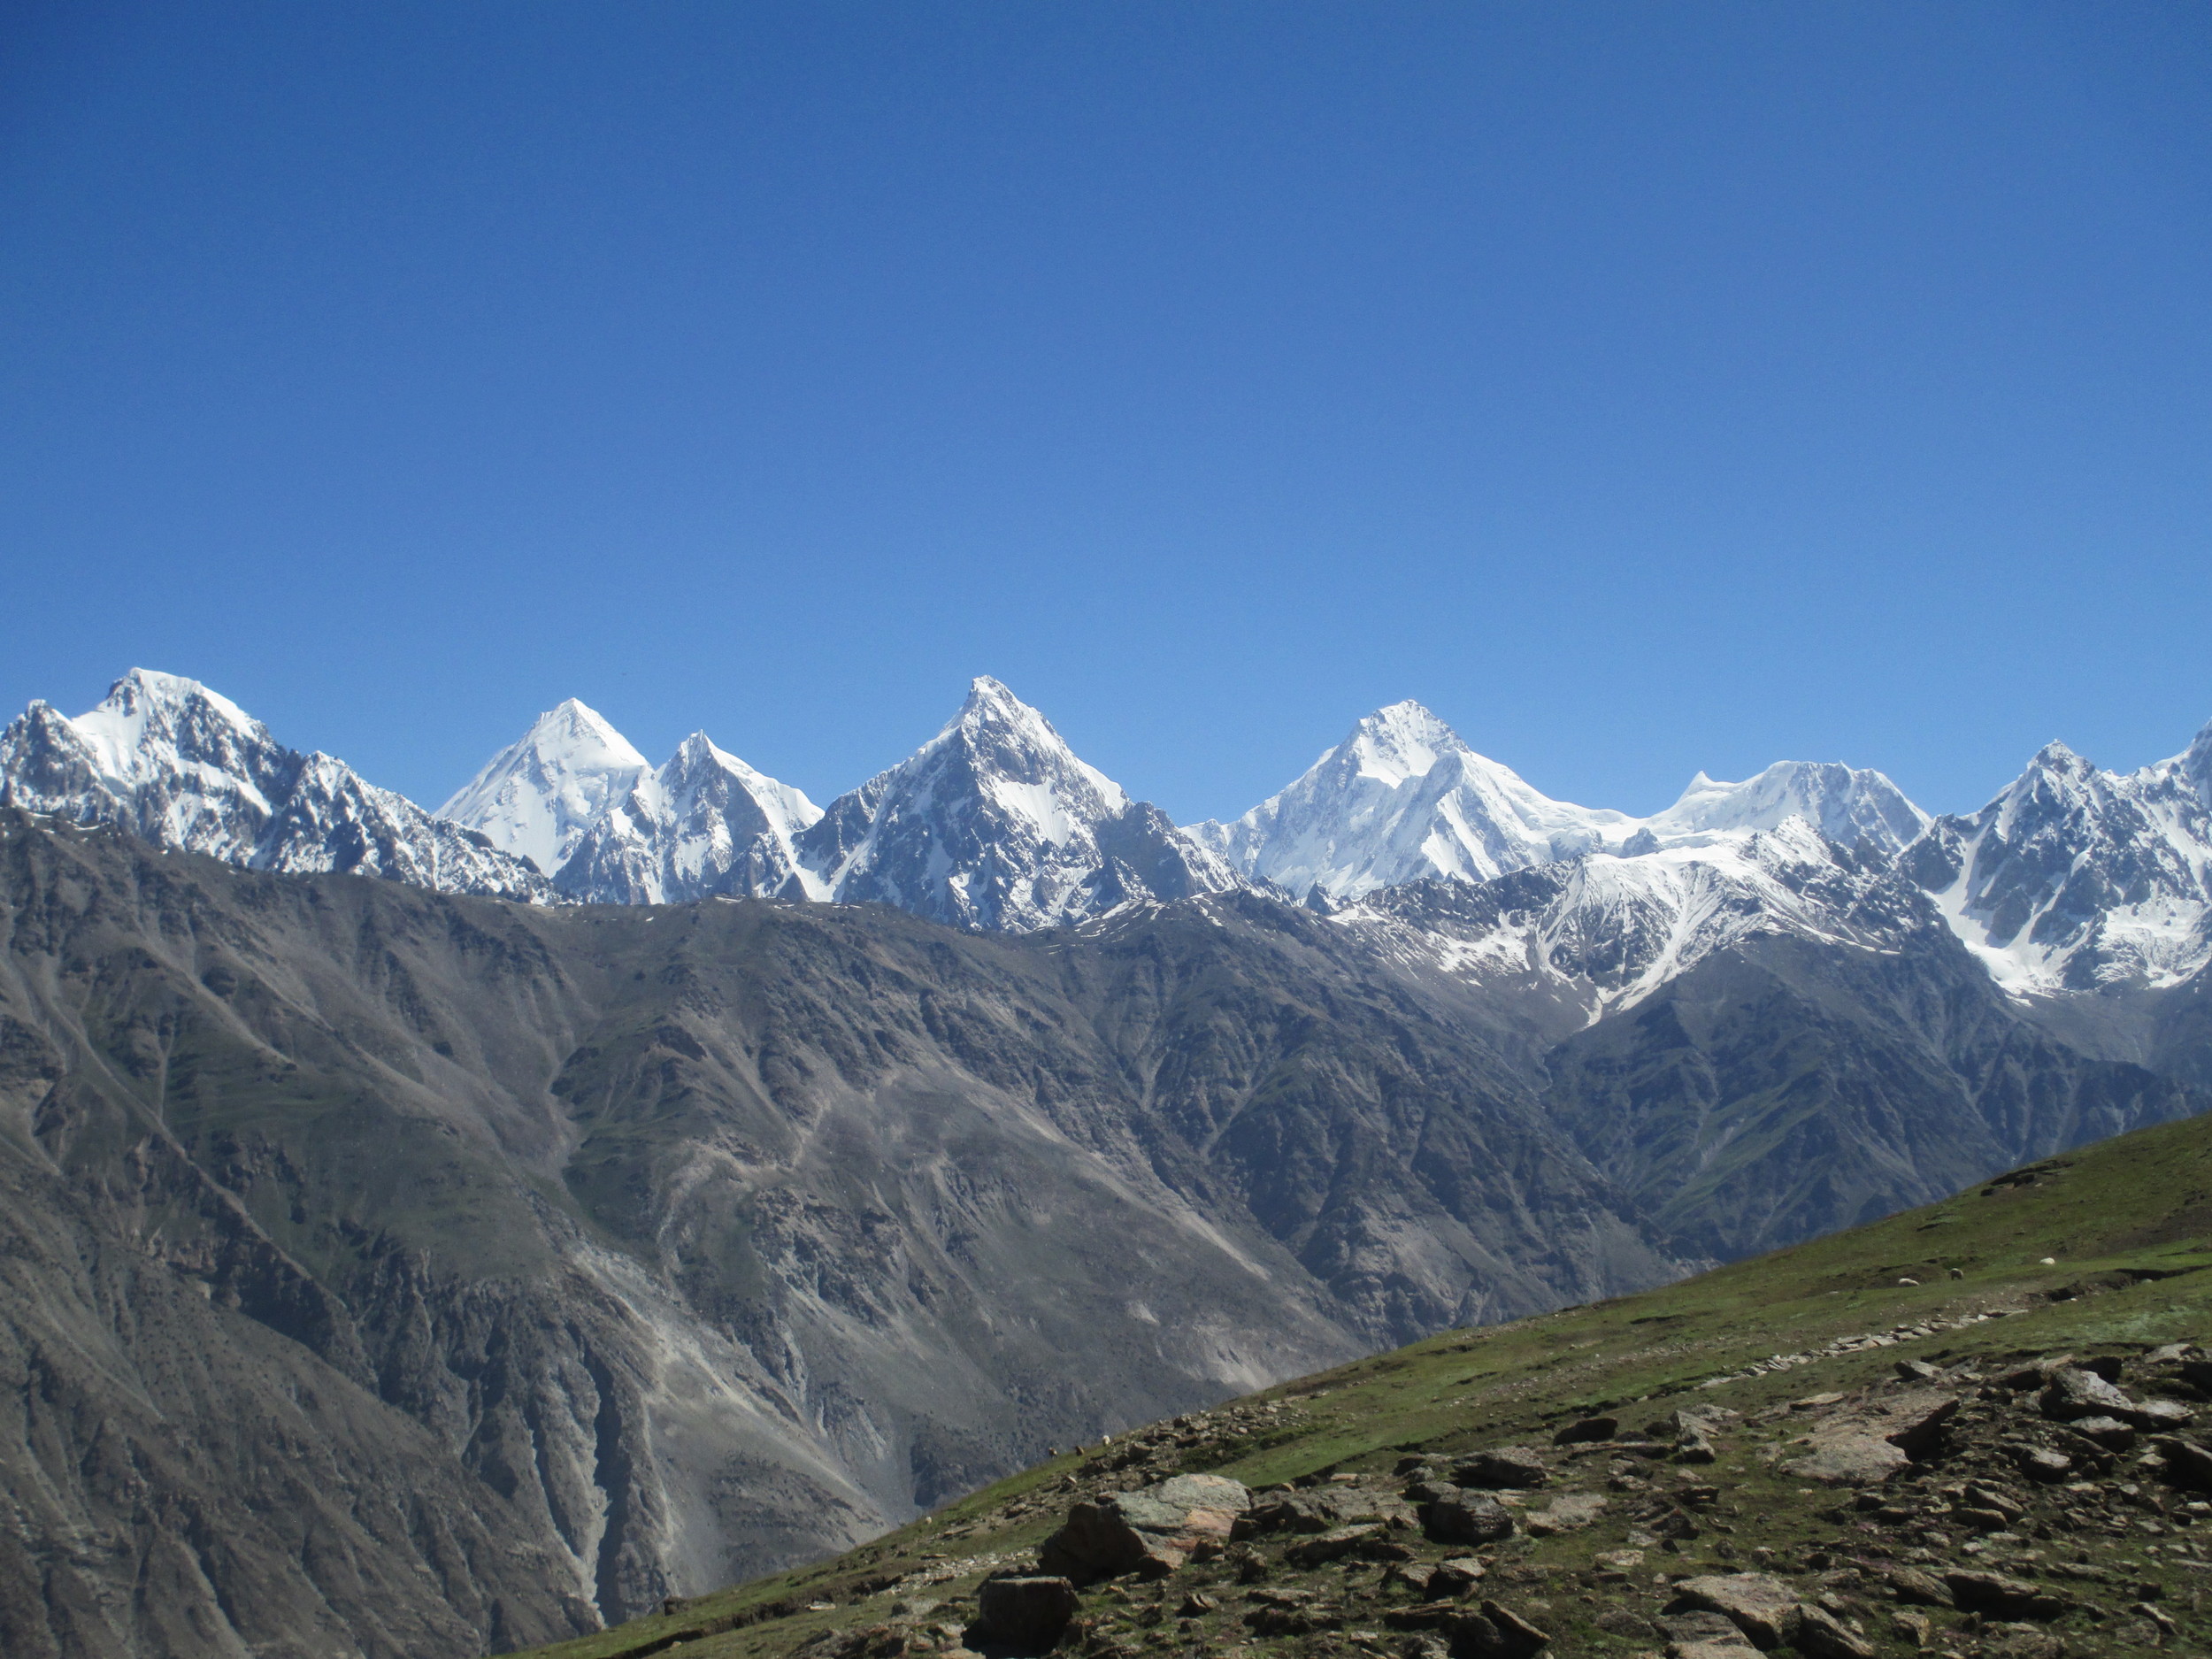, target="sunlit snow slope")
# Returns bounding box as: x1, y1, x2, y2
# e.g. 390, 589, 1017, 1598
1193, 699, 1925, 904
